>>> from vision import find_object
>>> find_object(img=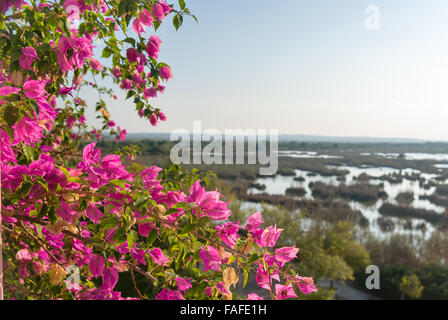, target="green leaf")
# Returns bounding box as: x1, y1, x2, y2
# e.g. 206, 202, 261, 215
110, 179, 126, 189
123, 37, 136, 47
135, 196, 149, 209
15, 181, 33, 198
247, 252, 261, 265
35, 224, 43, 237
47, 206, 57, 225
147, 228, 158, 246
101, 215, 119, 230
153, 20, 161, 31
102, 47, 112, 58
243, 268, 250, 288
57, 166, 71, 180
173, 14, 183, 31
118, 0, 129, 16
37, 202, 49, 220
127, 230, 138, 251
178, 0, 186, 10
180, 223, 195, 235
126, 90, 135, 99
113, 227, 127, 244
3, 104, 19, 127
23, 146, 34, 162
